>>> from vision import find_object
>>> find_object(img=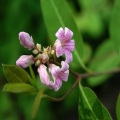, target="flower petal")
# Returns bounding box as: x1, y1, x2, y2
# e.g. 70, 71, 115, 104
61, 61, 69, 72
64, 27, 73, 42
55, 27, 64, 40
58, 61, 69, 81
64, 50, 72, 63
49, 64, 60, 77
49, 64, 62, 91
49, 61, 69, 91
38, 64, 50, 86
19, 32, 35, 50
54, 40, 64, 57
16, 55, 34, 68
63, 40, 75, 51
49, 78, 62, 91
